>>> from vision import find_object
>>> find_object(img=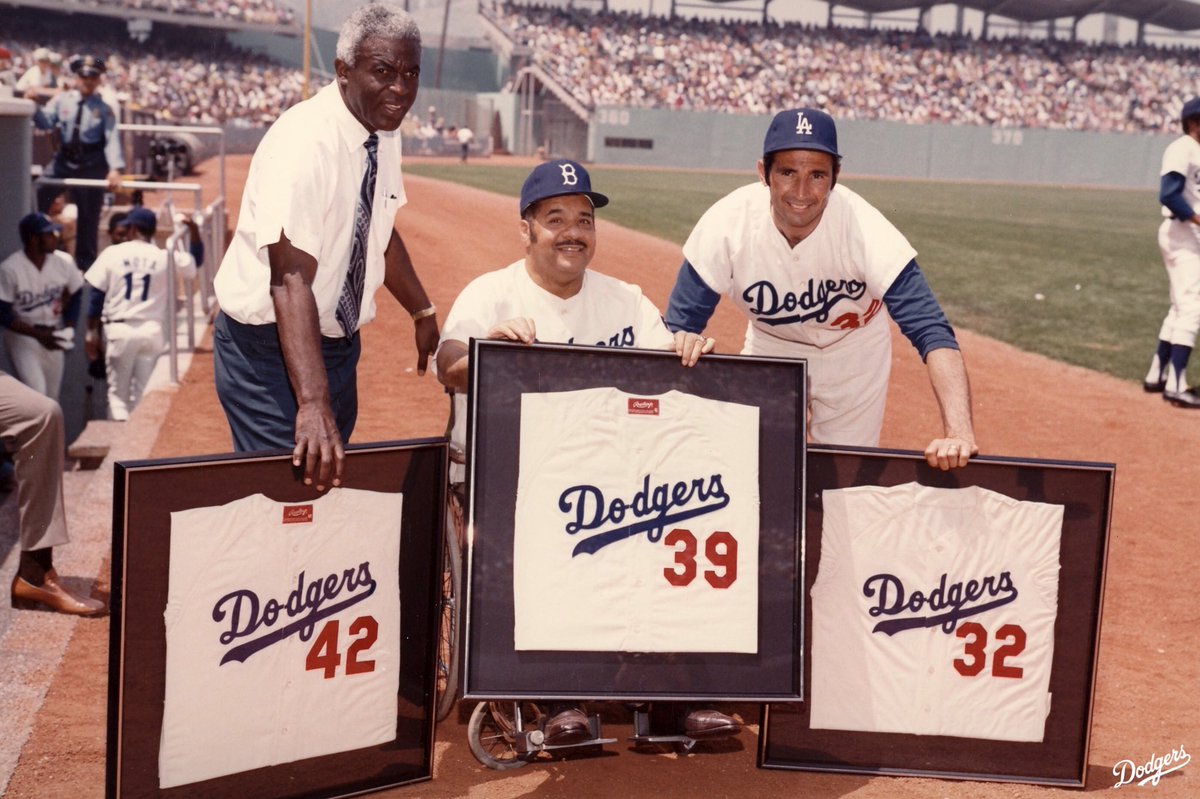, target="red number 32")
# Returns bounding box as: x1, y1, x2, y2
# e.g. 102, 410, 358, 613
663, 529, 738, 588
953, 621, 1026, 678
